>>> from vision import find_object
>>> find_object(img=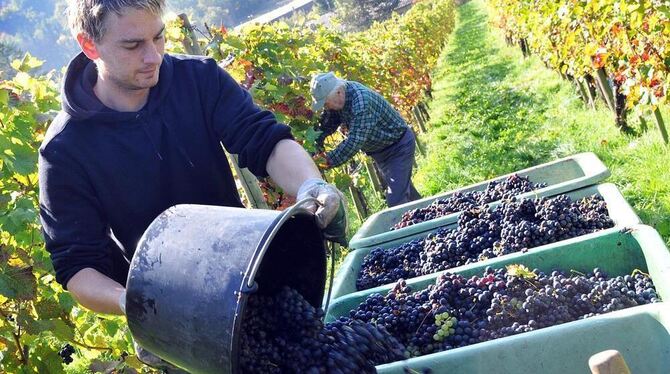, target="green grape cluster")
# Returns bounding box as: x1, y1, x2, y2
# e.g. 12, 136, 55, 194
433, 312, 457, 342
